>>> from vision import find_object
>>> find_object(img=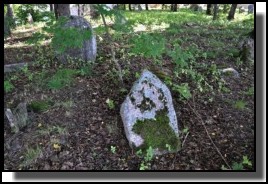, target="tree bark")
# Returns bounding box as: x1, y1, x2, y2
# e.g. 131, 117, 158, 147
206, 4, 212, 15
50, 4, 54, 12
55, 4, 70, 18
6, 4, 14, 19
98, 5, 124, 85
4, 16, 11, 37
173, 4, 177, 11
123, 4, 126, 10
213, 4, 218, 20
129, 4, 132, 11
145, 4, 148, 10
82, 4, 85, 16
227, 4, 237, 20
54, 4, 59, 20
78, 4, 80, 16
